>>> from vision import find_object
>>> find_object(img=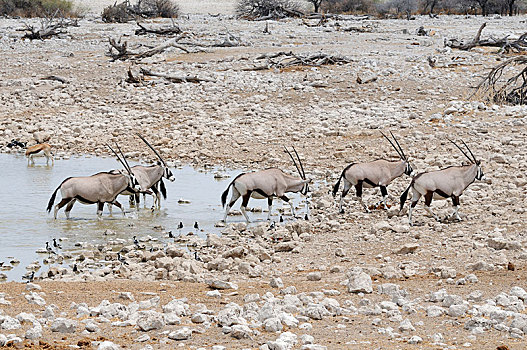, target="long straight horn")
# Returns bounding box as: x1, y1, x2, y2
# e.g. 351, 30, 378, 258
106, 143, 128, 171
389, 131, 407, 161
292, 146, 306, 180
136, 133, 166, 166
284, 146, 303, 179
115, 143, 133, 174
380, 131, 403, 159
460, 139, 478, 164
448, 138, 474, 164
